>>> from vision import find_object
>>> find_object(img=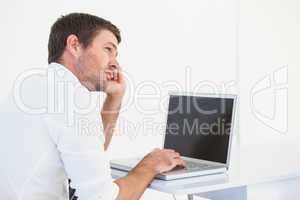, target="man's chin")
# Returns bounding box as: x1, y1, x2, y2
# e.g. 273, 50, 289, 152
96, 83, 105, 92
